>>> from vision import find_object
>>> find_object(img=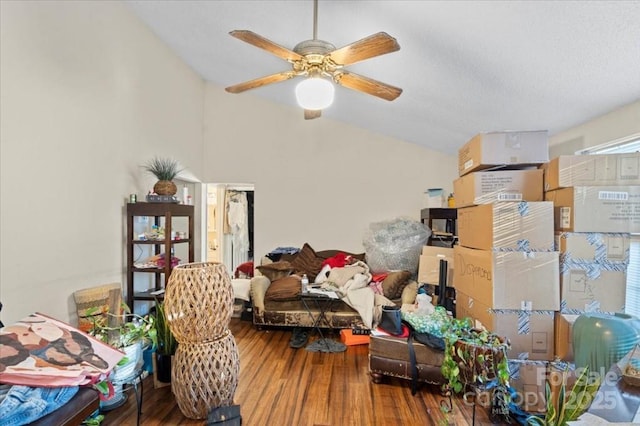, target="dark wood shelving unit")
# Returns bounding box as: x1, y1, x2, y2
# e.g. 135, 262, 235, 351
126, 202, 194, 311
420, 207, 458, 247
